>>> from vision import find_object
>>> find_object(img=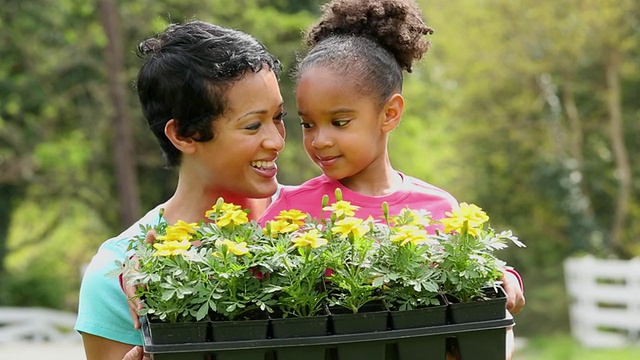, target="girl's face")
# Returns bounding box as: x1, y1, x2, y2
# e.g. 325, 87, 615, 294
189, 69, 286, 199
296, 66, 391, 185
